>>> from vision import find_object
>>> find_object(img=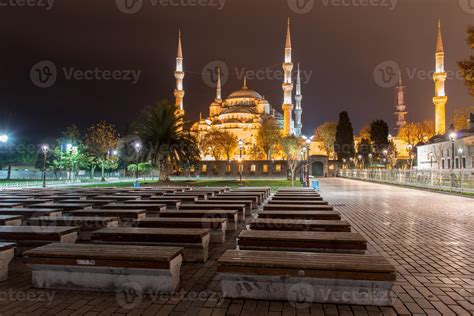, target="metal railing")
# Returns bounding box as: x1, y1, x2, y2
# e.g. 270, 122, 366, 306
338, 169, 474, 194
